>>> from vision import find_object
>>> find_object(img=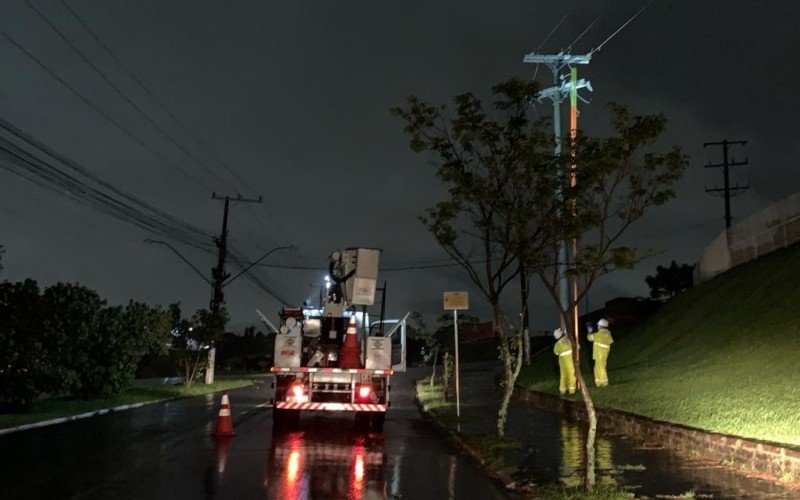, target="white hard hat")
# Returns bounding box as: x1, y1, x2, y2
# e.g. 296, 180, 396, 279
597, 318, 609, 328
553, 328, 563, 339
